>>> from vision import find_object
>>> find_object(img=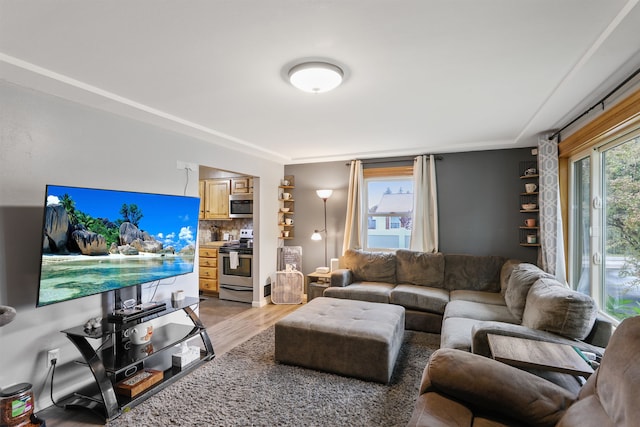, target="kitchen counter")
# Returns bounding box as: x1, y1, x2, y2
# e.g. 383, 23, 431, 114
200, 241, 227, 248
